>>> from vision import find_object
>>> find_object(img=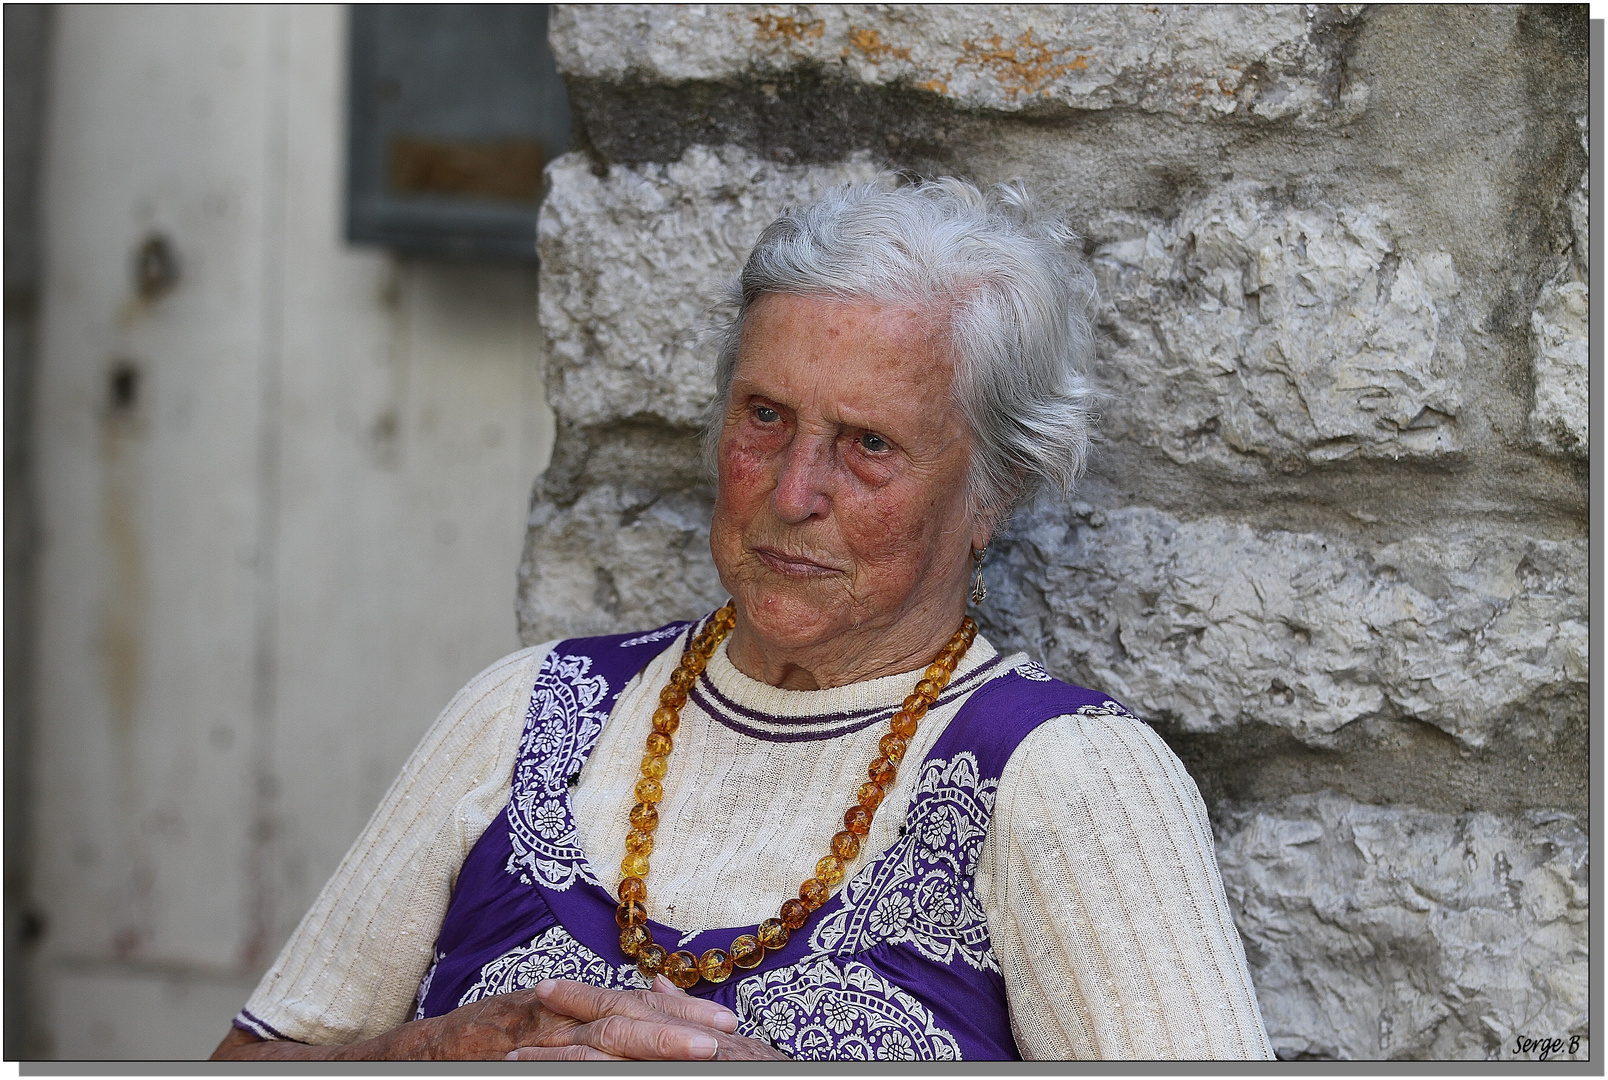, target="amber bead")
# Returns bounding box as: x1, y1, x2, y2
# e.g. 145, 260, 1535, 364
914, 678, 943, 700
857, 782, 886, 812
616, 899, 647, 928
636, 943, 667, 980
730, 934, 764, 968
618, 876, 646, 902
629, 803, 659, 831
844, 804, 872, 835
651, 706, 681, 734
634, 777, 663, 803
621, 852, 650, 878
867, 756, 896, 786
645, 732, 673, 757
669, 667, 697, 691
815, 854, 846, 887
798, 877, 829, 911
698, 948, 734, 984
831, 831, 861, 862
625, 828, 654, 856
640, 753, 668, 780
879, 733, 909, 763
925, 663, 951, 682
619, 924, 652, 959
757, 919, 790, 950
779, 898, 809, 930
658, 686, 687, 710
662, 950, 700, 989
